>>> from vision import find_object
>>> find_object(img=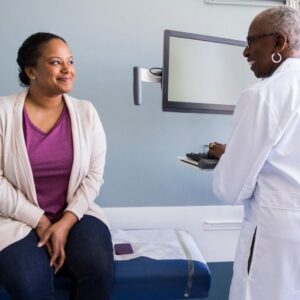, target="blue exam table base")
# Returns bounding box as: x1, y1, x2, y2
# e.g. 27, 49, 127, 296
0, 257, 210, 299
113, 257, 210, 299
